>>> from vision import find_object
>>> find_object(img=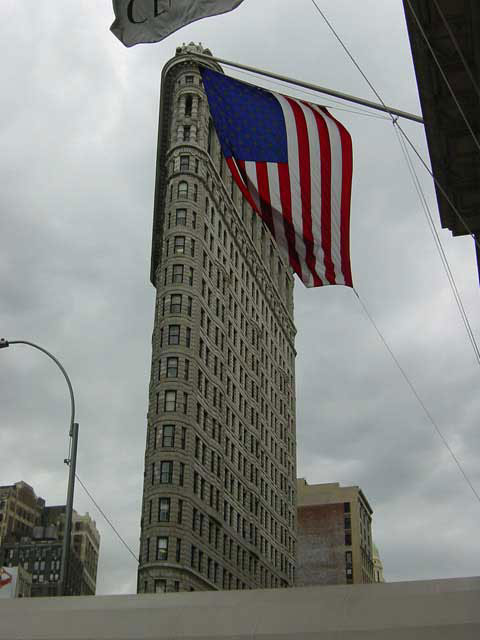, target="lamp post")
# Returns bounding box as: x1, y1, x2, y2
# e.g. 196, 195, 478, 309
0, 338, 79, 597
